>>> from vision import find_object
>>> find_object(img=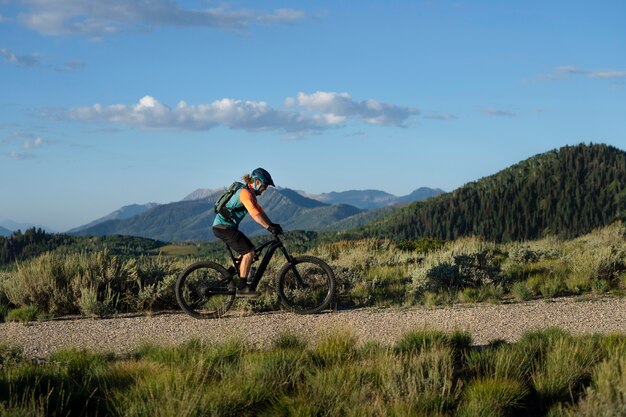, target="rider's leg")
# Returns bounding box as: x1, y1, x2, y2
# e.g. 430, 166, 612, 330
212, 227, 255, 281
239, 250, 254, 280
